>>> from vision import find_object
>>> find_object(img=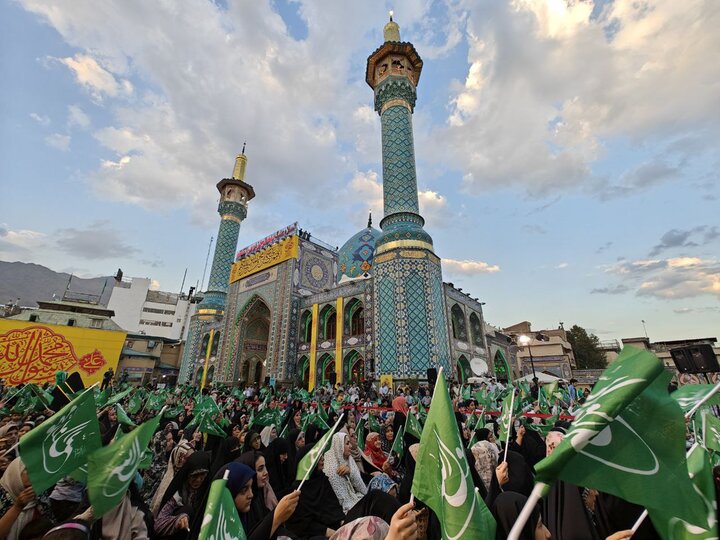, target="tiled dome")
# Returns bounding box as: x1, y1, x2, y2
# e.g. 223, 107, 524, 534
337, 224, 381, 282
